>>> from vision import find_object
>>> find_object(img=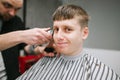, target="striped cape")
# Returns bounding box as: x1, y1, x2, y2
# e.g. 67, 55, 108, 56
16, 50, 120, 80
